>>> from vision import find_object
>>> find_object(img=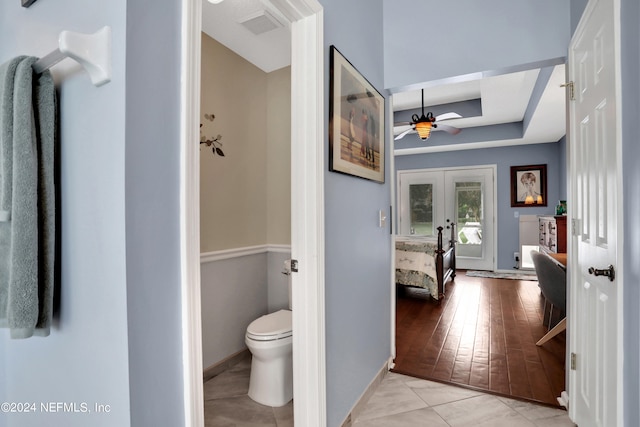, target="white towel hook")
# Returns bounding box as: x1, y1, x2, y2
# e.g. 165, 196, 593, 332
32, 26, 112, 87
